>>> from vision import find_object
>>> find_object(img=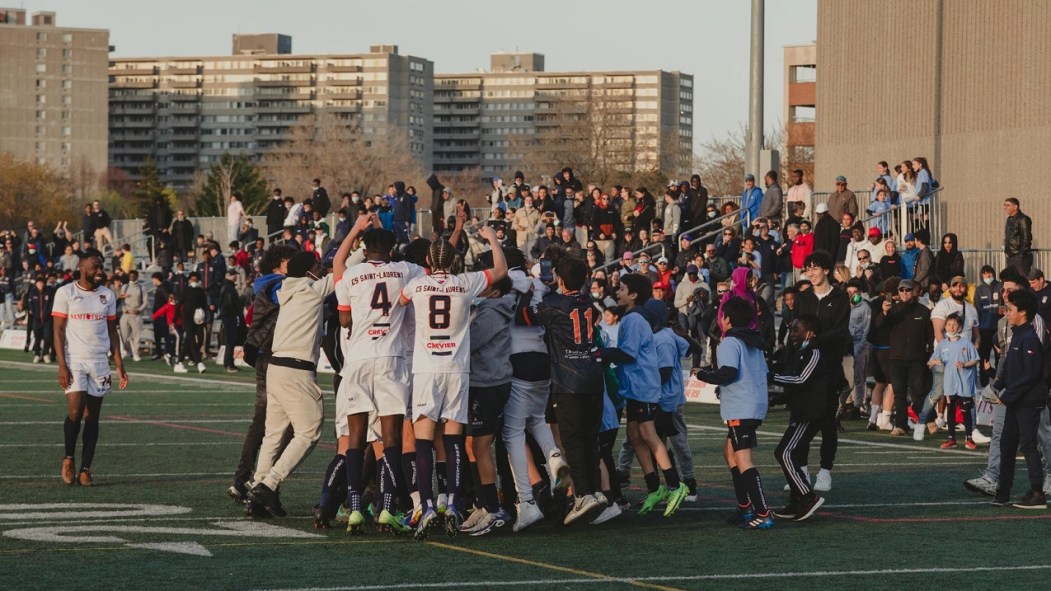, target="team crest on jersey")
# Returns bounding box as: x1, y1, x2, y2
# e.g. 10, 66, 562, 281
100, 295, 108, 304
